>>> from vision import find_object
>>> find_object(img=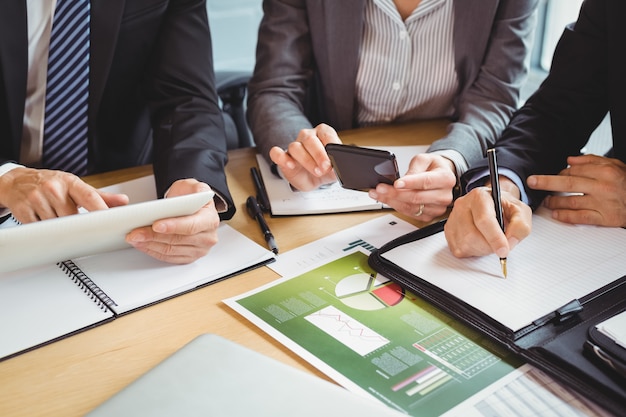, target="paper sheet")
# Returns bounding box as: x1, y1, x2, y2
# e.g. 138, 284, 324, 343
382, 207, 626, 332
